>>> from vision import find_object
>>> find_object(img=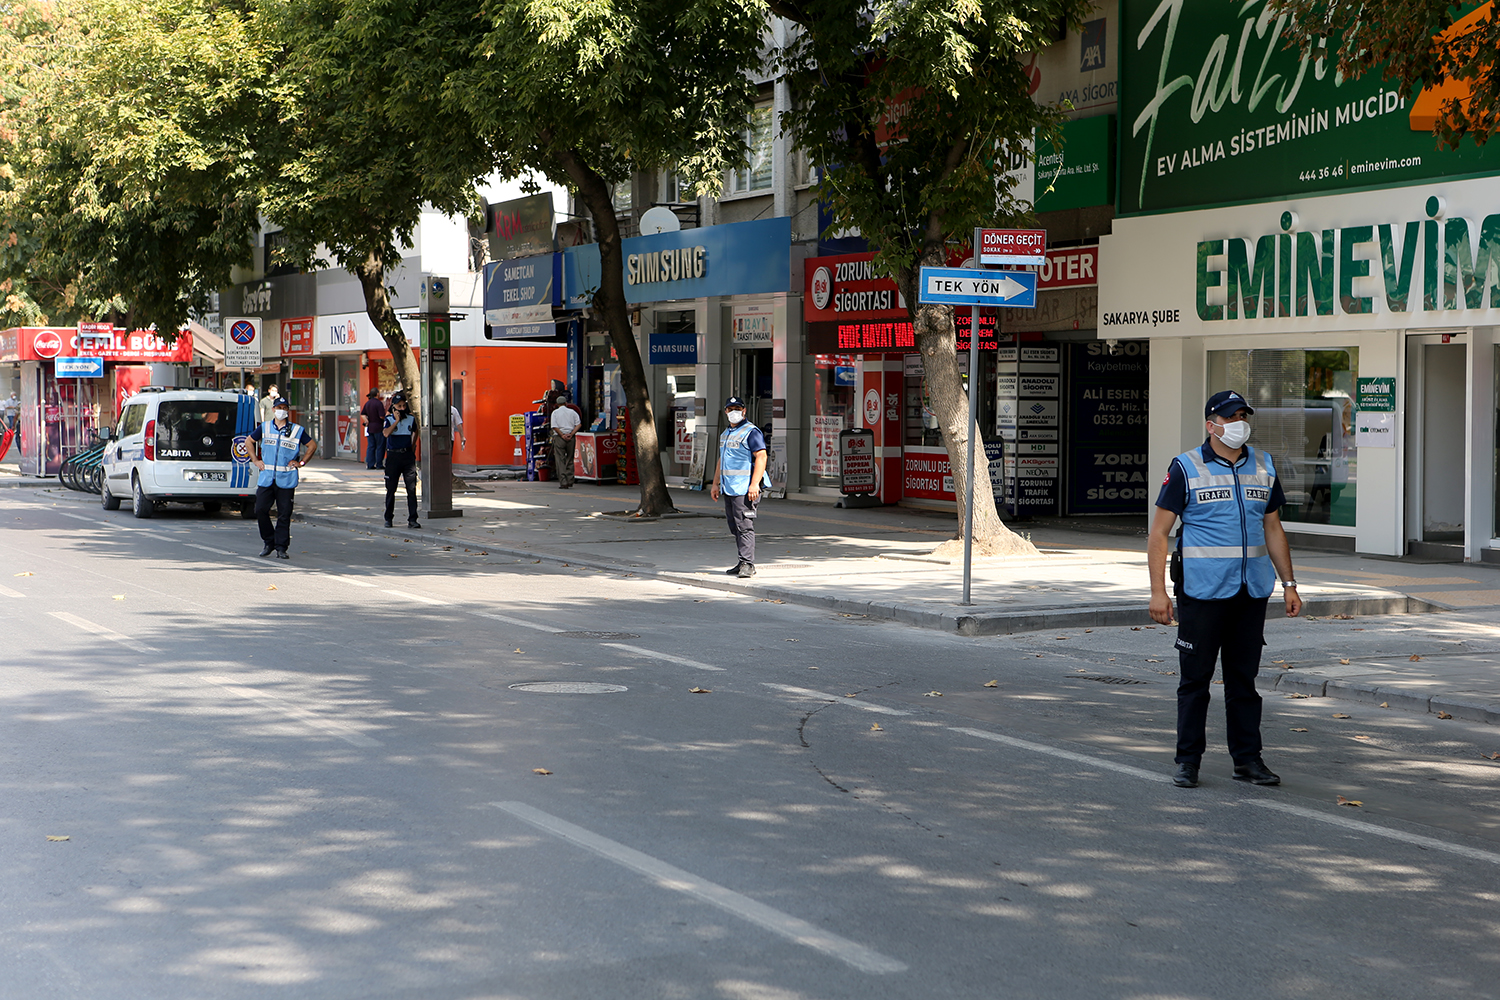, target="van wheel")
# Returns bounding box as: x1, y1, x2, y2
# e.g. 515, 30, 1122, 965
101, 479, 121, 511
131, 476, 155, 519
202, 501, 222, 514
239, 502, 255, 520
